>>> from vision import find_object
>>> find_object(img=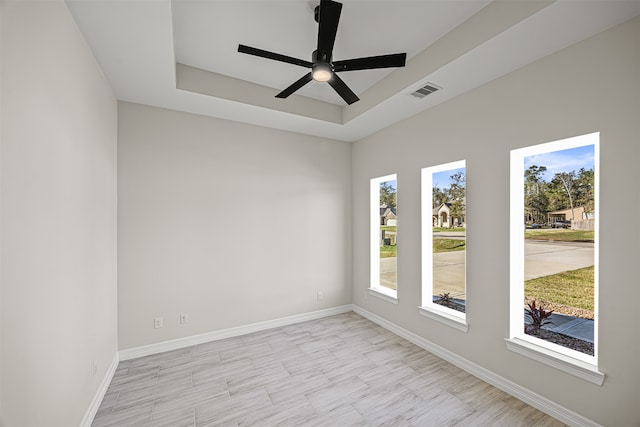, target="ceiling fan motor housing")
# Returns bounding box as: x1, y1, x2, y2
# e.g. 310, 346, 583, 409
312, 49, 331, 65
